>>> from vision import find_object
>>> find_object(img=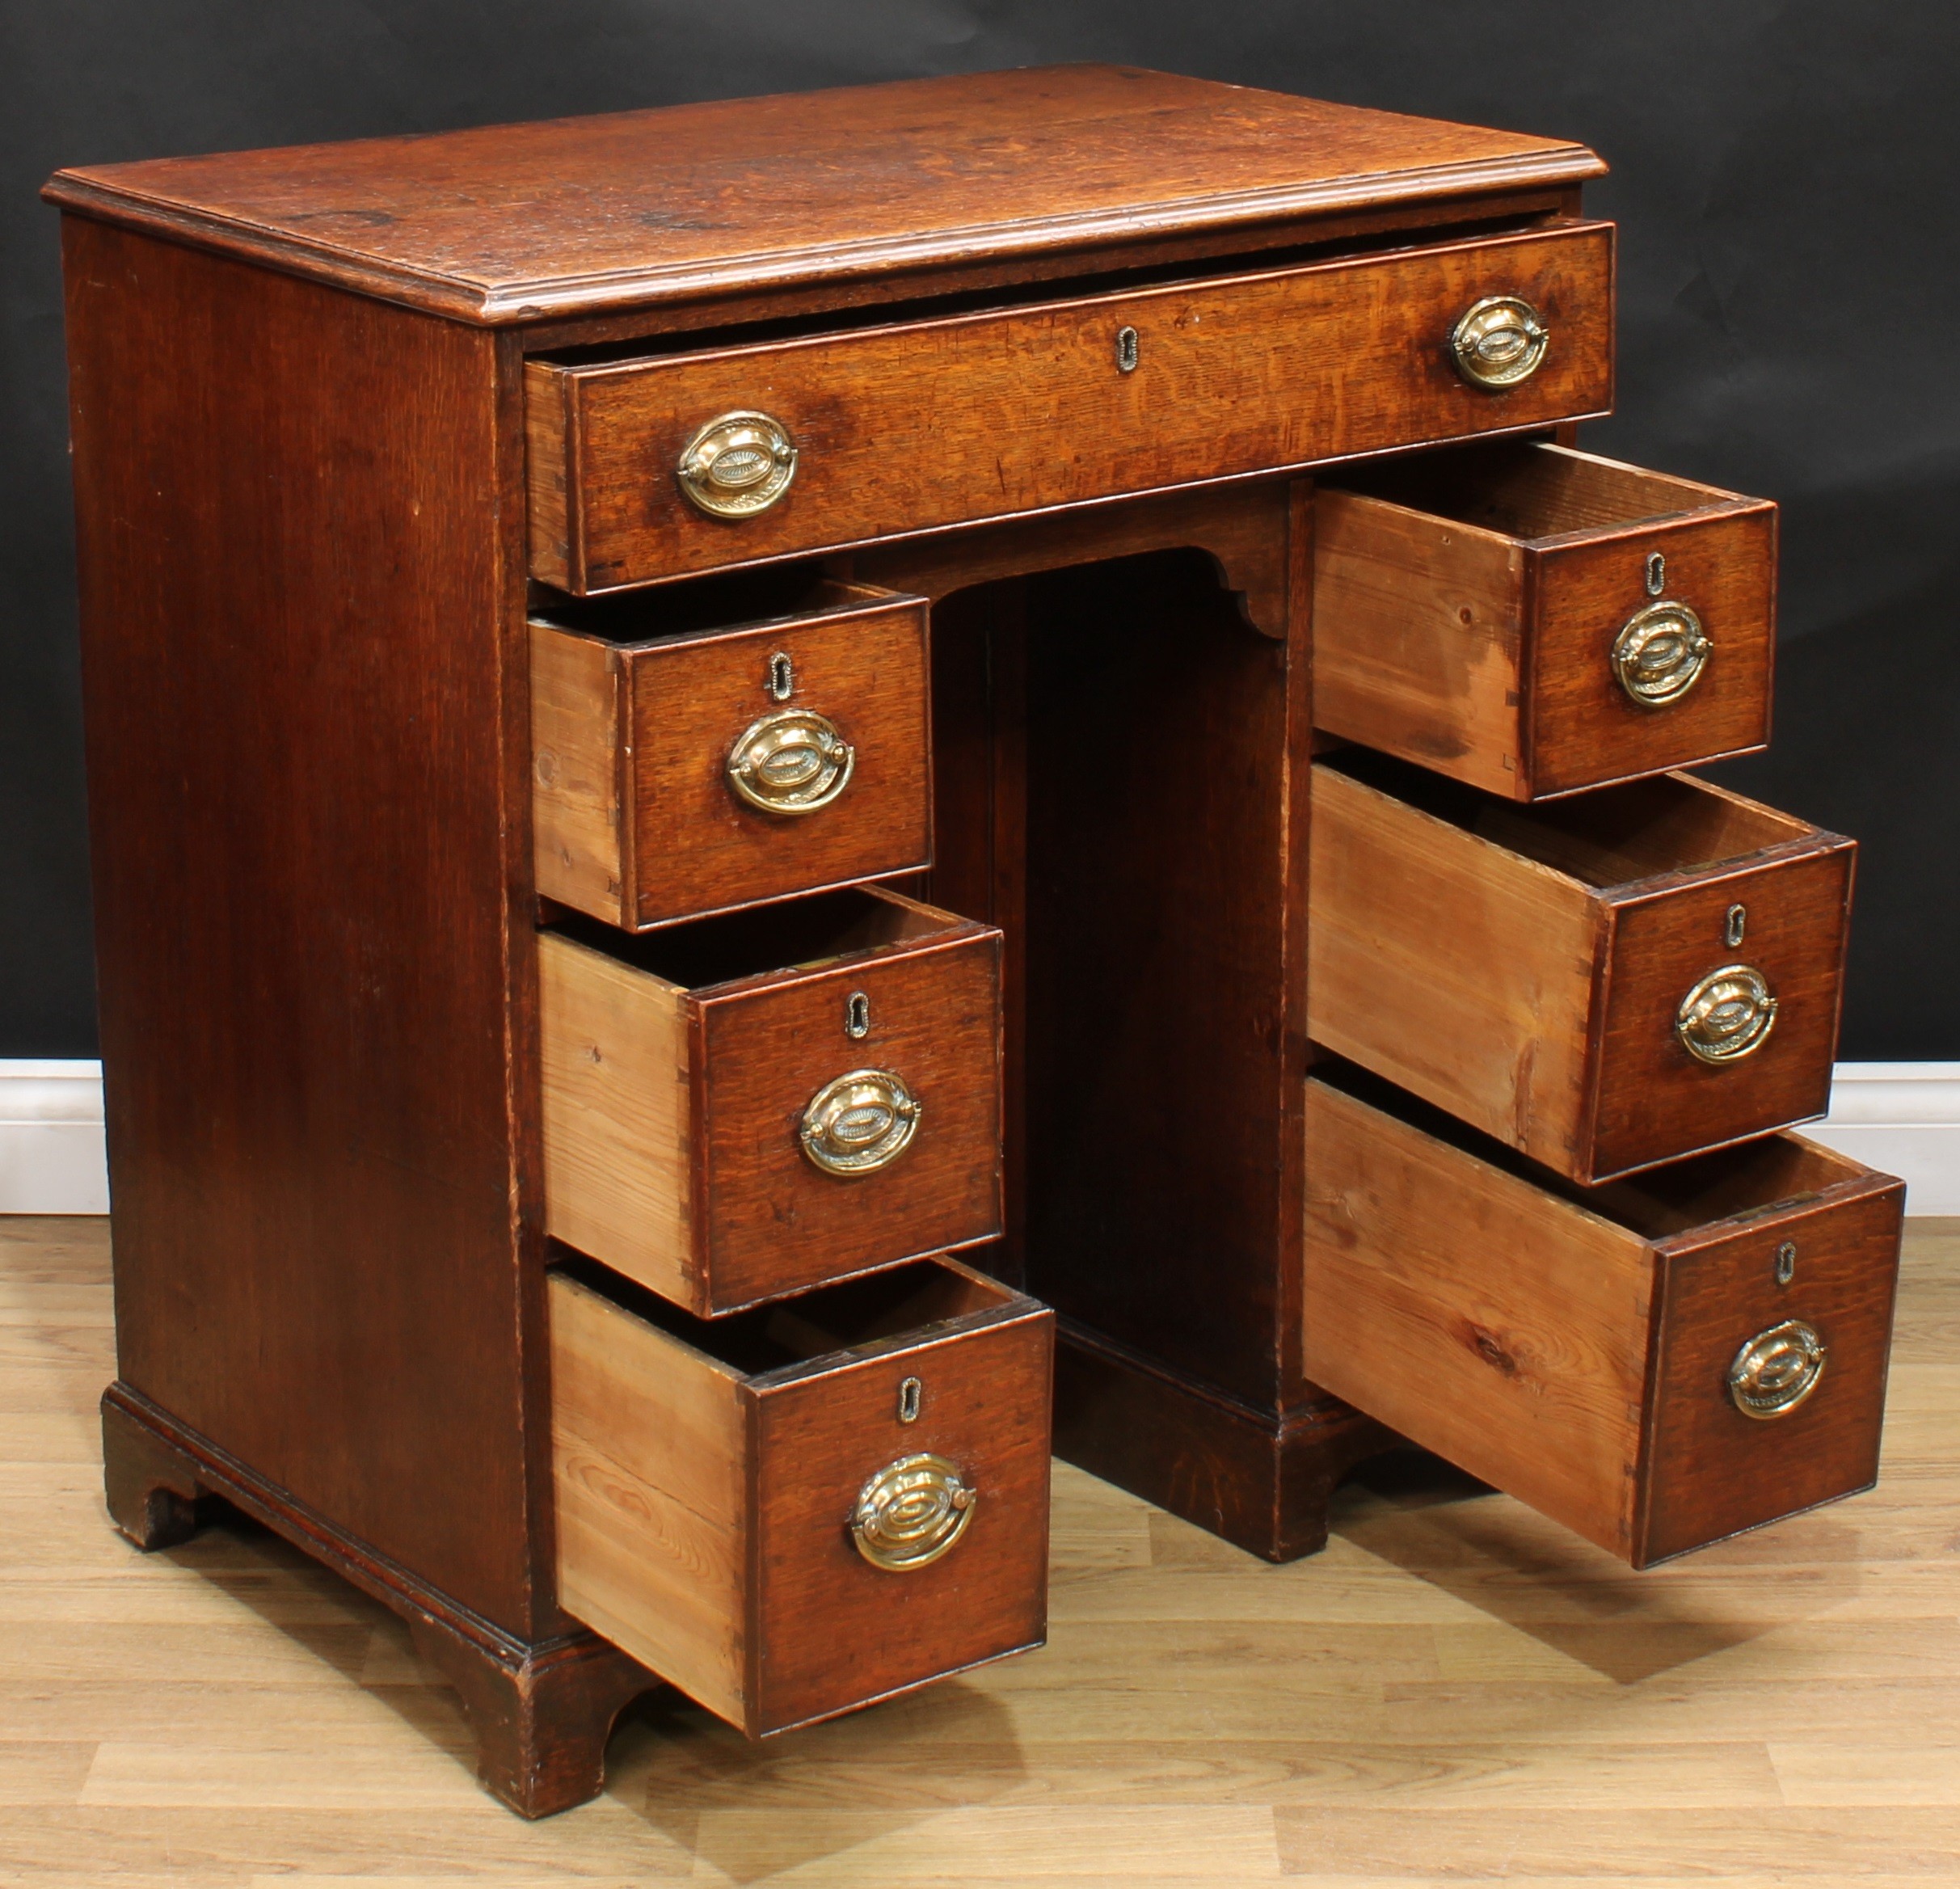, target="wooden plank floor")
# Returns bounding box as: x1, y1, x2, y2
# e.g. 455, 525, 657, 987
3, 1213, 1957, 1886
